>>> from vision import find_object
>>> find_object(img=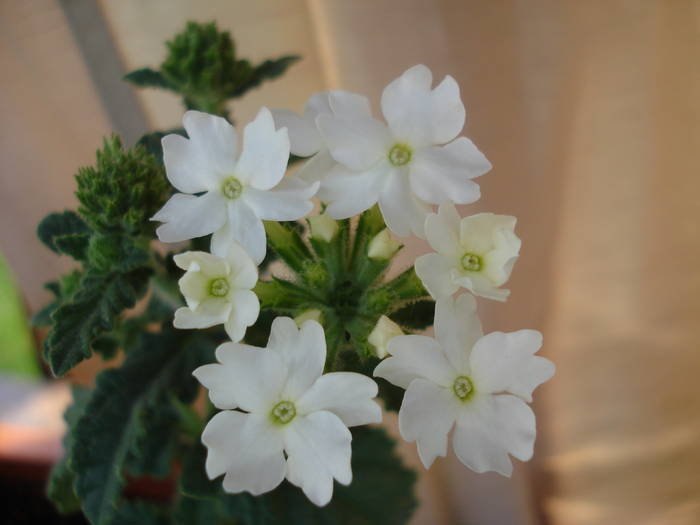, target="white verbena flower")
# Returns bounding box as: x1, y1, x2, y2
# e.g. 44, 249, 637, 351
415, 202, 521, 301
152, 108, 319, 264
374, 294, 554, 475
173, 242, 259, 342
271, 90, 371, 185
367, 315, 404, 359
316, 64, 492, 238
193, 317, 382, 506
